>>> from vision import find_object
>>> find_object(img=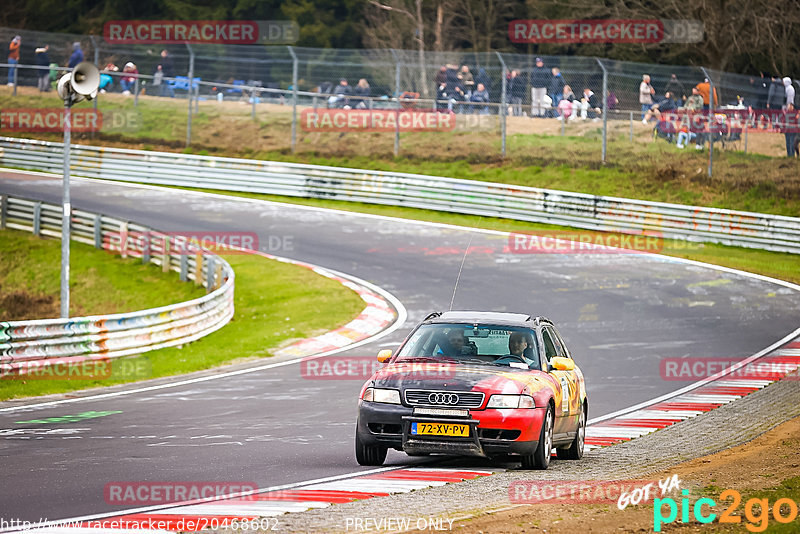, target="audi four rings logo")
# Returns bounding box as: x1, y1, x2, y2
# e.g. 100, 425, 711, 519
428, 393, 460, 405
